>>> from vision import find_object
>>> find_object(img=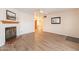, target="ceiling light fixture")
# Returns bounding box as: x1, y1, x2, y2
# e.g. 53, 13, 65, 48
40, 10, 43, 13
